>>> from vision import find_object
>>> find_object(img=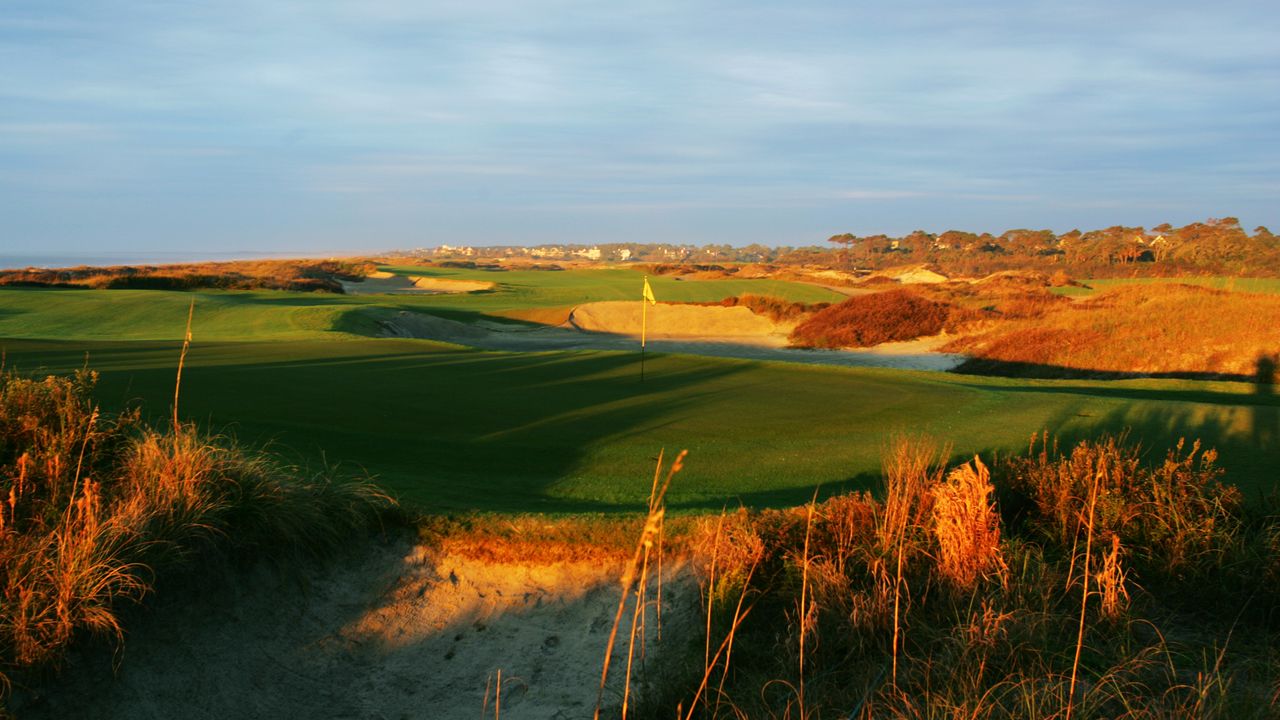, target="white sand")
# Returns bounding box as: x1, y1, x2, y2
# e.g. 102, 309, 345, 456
873, 265, 949, 284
